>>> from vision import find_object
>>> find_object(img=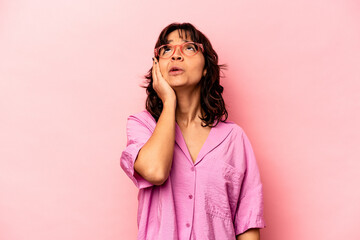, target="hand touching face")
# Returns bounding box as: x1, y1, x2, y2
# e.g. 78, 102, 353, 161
152, 56, 176, 104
